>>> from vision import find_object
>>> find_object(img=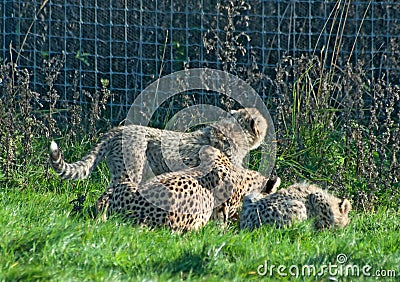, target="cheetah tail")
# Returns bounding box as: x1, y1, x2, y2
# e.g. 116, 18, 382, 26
49, 128, 121, 180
